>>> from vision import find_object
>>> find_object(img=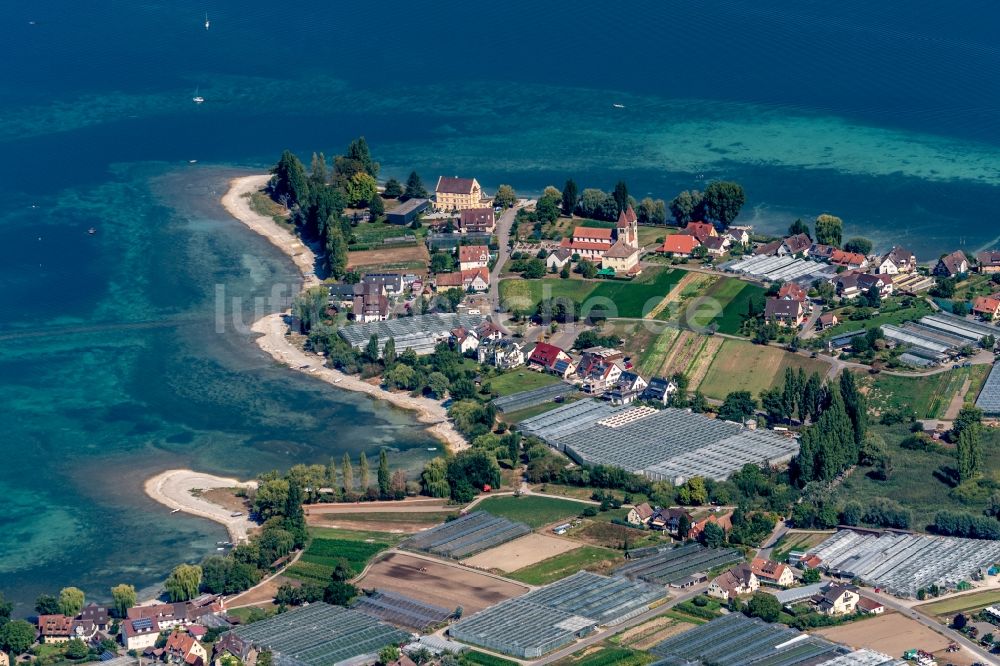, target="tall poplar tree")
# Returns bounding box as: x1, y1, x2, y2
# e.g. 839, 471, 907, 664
359, 452, 370, 490
341, 453, 354, 493
378, 449, 391, 498
562, 179, 578, 215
